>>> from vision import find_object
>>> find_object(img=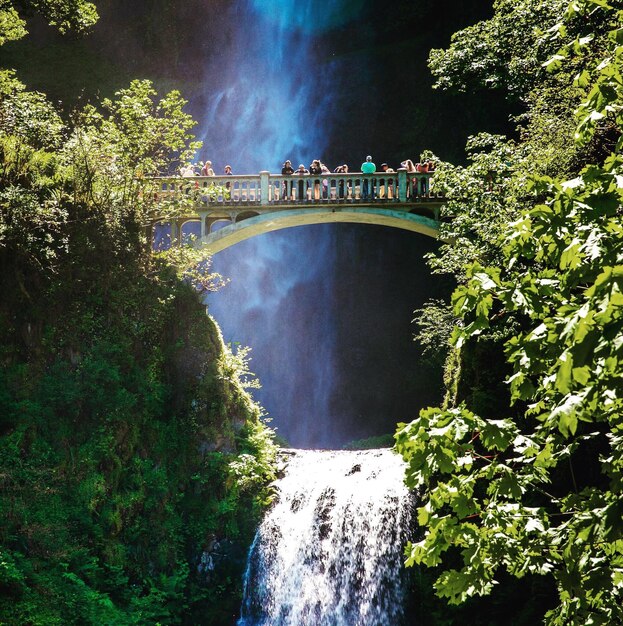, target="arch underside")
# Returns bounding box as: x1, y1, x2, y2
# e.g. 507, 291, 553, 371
199, 208, 440, 253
